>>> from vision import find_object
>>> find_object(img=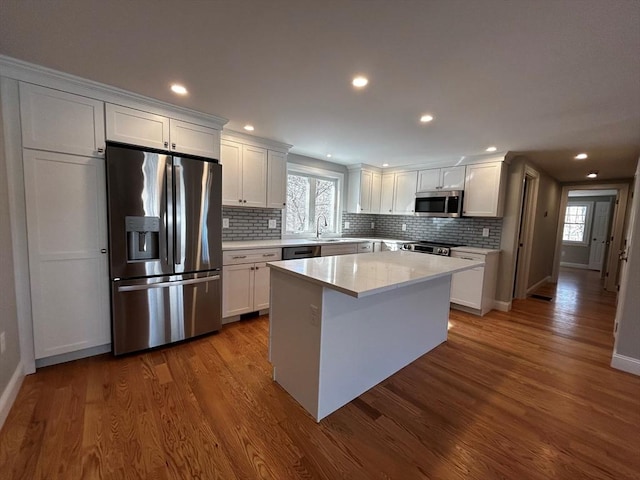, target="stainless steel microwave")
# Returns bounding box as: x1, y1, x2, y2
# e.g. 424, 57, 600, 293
414, 190, 463, 217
